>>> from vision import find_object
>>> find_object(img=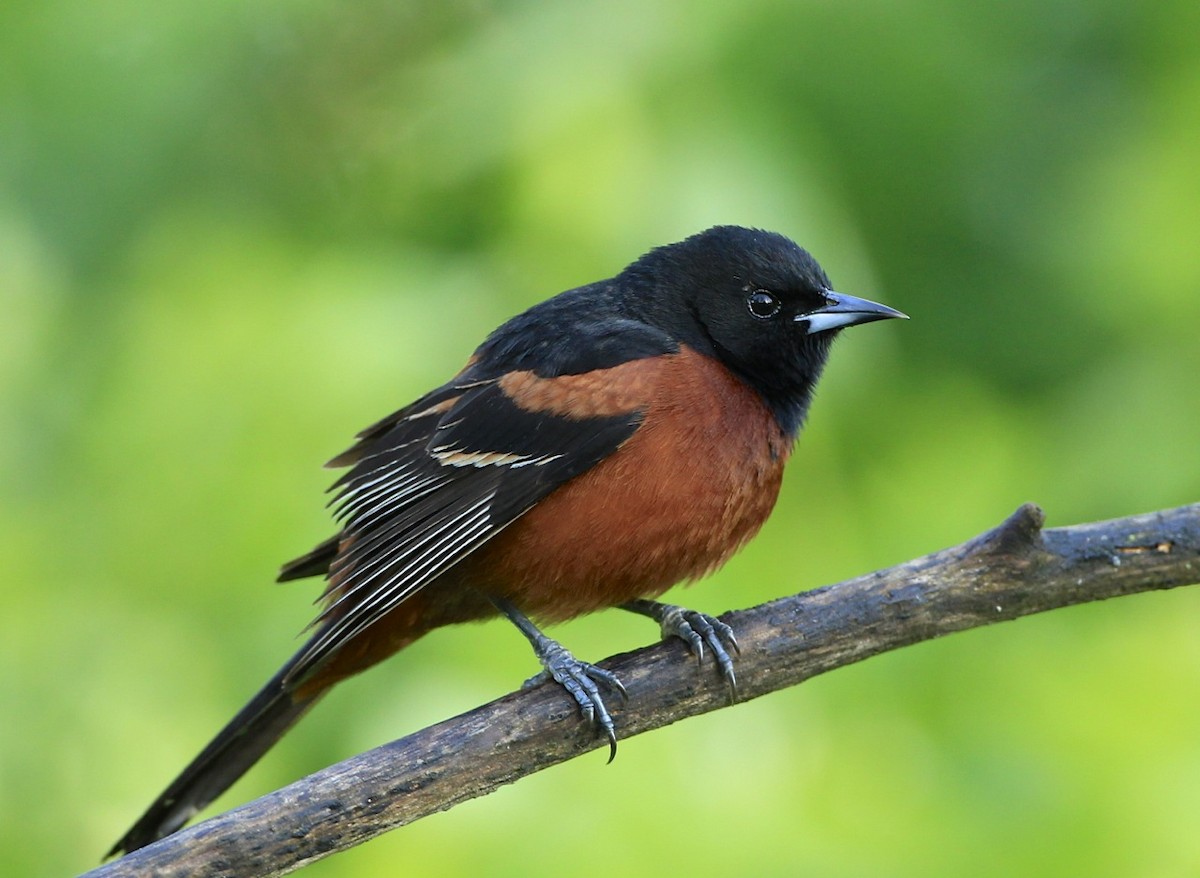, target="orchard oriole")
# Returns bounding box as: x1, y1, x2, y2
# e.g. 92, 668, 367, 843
109, 225, 905, 856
